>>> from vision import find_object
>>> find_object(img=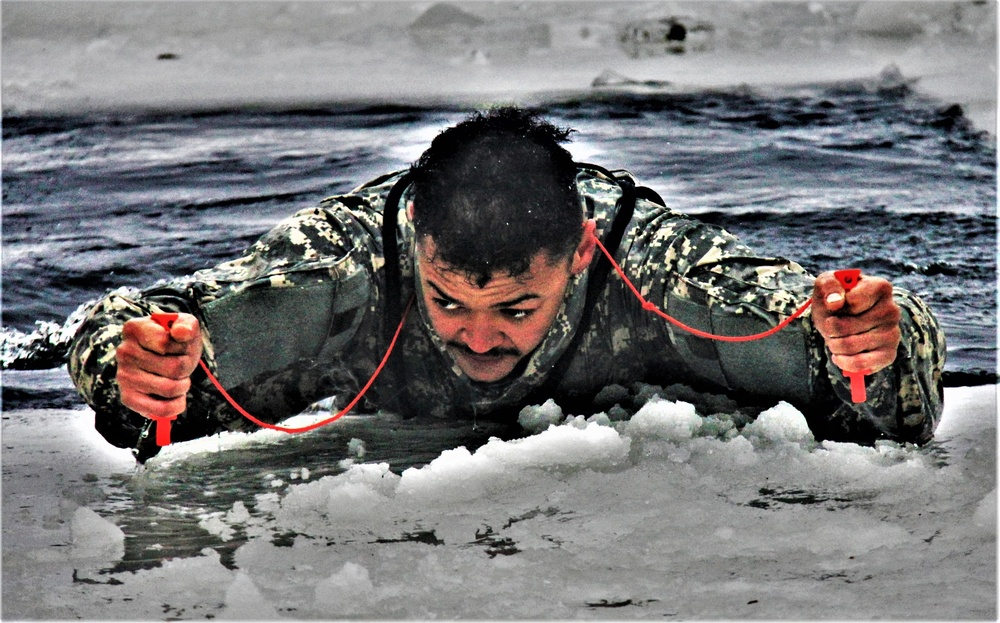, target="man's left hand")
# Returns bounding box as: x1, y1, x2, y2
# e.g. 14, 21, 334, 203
811, 272, 902, 375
